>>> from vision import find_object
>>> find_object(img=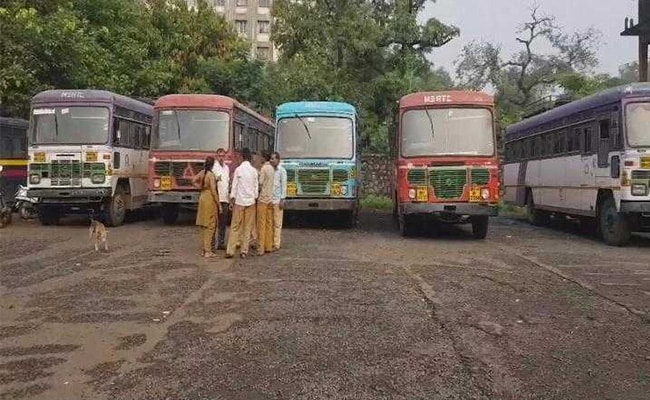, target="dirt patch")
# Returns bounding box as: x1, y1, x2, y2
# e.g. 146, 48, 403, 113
0, 357, 66, 385
115, 334, 147, 351
0, 344, 79, 357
